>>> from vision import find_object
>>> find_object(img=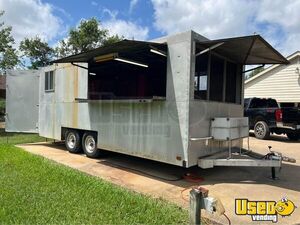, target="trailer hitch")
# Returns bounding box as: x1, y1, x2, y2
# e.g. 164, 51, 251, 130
267, 146, 296, 163
266, 146, 296, 179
